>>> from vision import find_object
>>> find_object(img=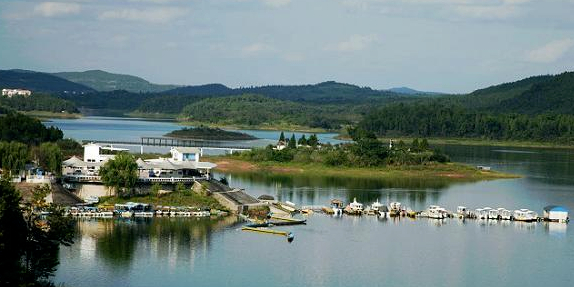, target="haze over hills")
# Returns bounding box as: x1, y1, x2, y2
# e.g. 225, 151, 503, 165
53, 70, 179, 93
386, 87, 443, 96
